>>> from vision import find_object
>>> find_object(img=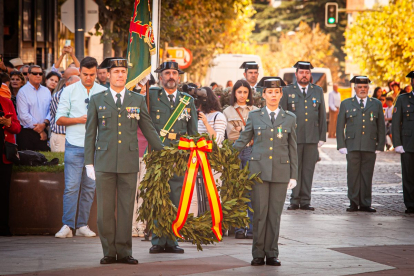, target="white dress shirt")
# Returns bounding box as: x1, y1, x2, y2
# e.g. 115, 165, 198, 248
266, 106, 280, 121
165, 90, 178, 102
329, 90, 341, 111
110, 87, 126, 105
297, 83, 309, 95
355, 95, 367, 108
